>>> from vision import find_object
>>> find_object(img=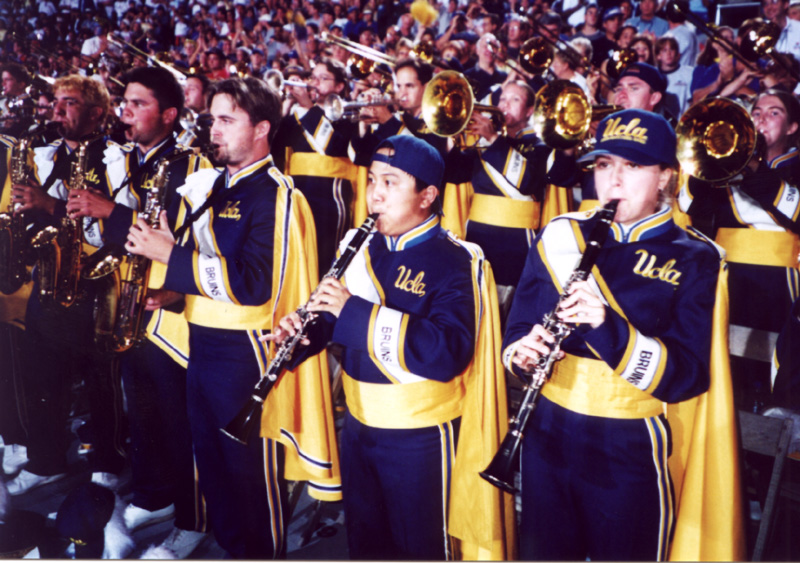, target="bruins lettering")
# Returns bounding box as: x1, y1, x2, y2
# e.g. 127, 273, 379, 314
379, 326, 393, 362
205, 266, 222, 297
218, 201, 242, 221
601, 117, 648, 145
633, 249, 682, 286
394, 265, 426, 296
